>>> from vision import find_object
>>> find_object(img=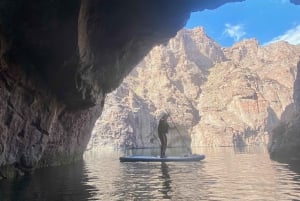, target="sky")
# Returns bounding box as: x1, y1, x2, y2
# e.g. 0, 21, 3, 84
185, 0, 300, 47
